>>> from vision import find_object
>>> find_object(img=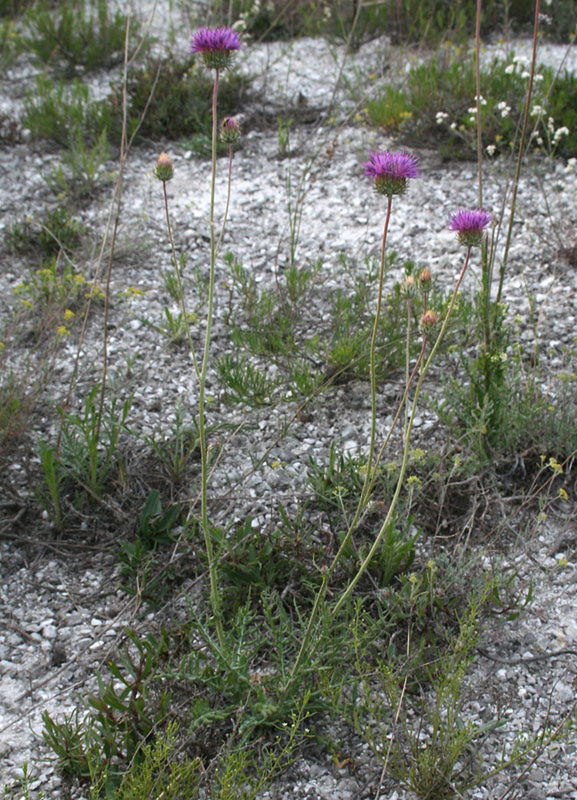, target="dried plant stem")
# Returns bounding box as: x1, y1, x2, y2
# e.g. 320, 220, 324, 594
493, 0, 541, 315
55, 15, 161, 455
